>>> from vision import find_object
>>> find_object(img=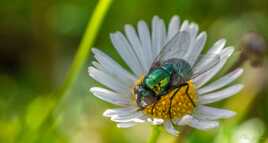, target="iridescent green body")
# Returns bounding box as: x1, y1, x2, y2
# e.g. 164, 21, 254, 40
144, 59, 192, 95
144, 65, 172, 95
135, 58, 193, 108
